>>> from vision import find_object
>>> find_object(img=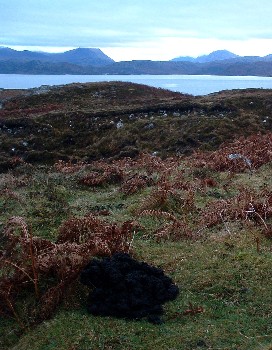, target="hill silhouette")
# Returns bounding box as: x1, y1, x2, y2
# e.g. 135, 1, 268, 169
1, 48, 272, 75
